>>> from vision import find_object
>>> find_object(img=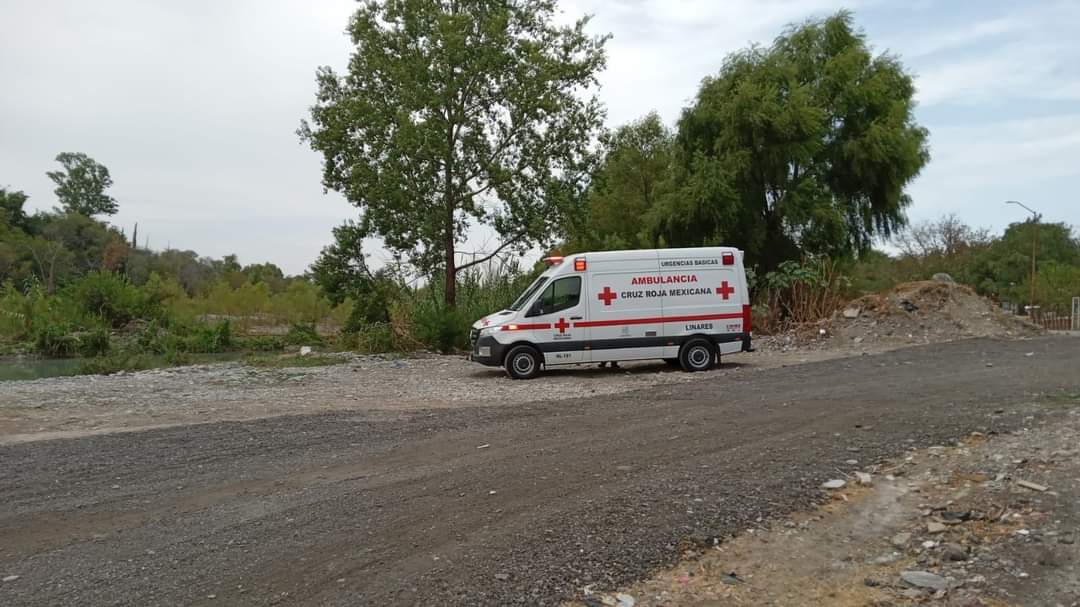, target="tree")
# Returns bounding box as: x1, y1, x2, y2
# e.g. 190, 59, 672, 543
569, 112, 675, 251
0, 187, 31, 230
300, 0, 608, 307
46, 152, 119, 216
661, 12, 929, 270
